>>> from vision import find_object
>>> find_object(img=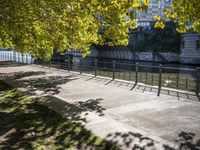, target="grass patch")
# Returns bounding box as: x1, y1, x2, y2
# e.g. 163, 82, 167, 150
0, 81, 118, 150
